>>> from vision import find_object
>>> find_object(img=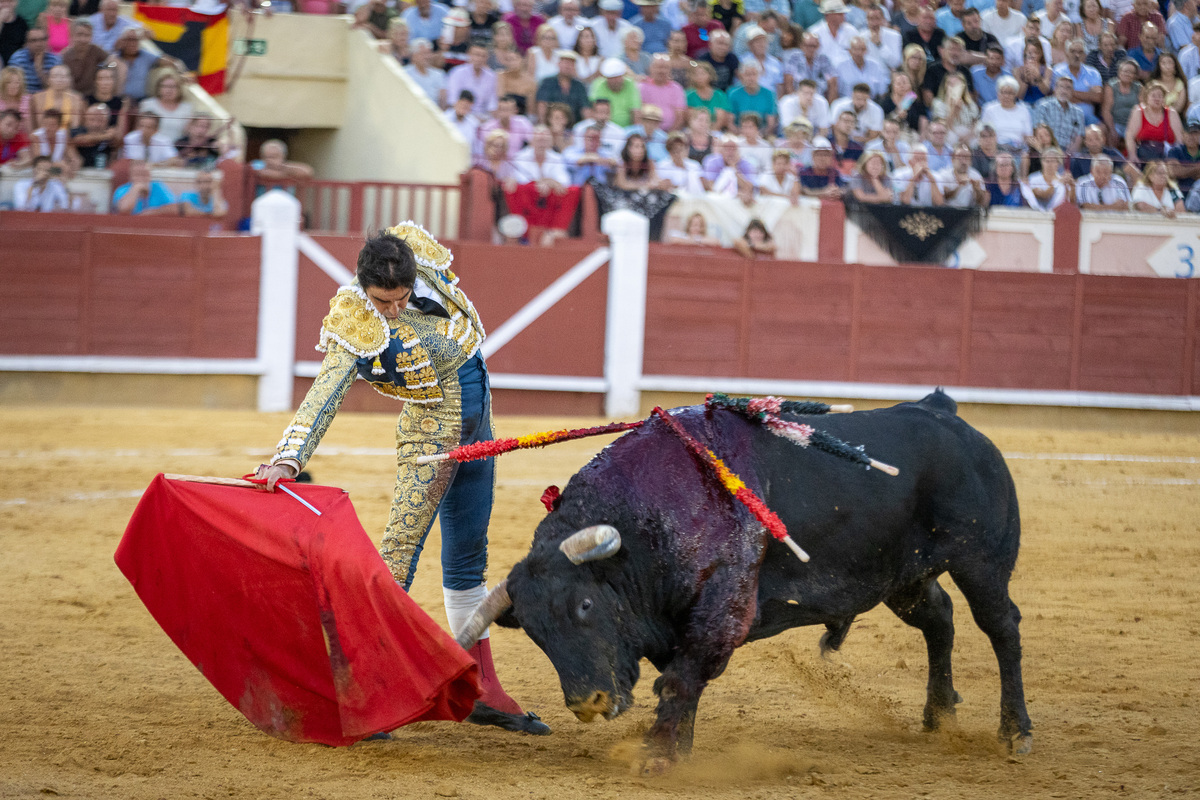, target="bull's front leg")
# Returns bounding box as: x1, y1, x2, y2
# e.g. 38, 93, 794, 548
640, 577, 752, 774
